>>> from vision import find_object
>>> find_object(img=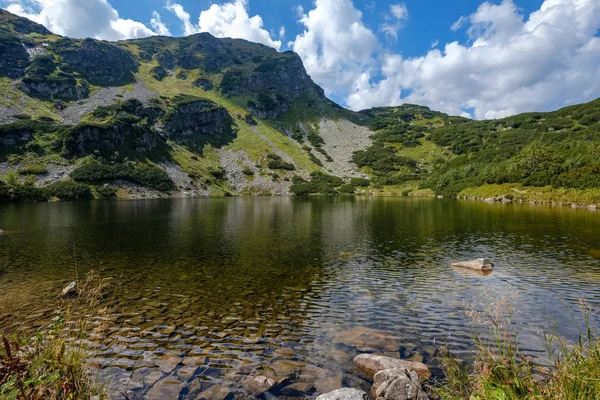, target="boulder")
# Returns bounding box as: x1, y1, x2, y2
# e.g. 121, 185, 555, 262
61, 281, 77, 298
281, 382, 316, 396
333, 326, 402, 352
451, 258, 493, 271
316, 388, 369, 400
242, 375, 277, 396
353, 354, 430, 380
371, 368, 429, 400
